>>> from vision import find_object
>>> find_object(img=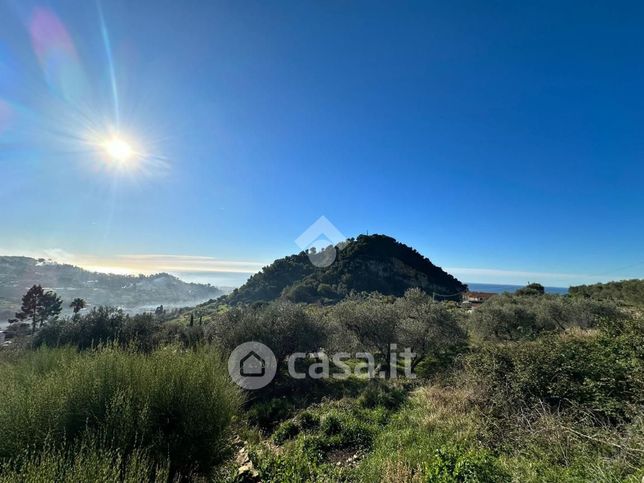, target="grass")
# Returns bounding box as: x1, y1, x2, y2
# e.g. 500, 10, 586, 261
0, 345, 242, 478
233, 379, 644, 482
0, 307, 641, 482
0, 440, 170, 483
